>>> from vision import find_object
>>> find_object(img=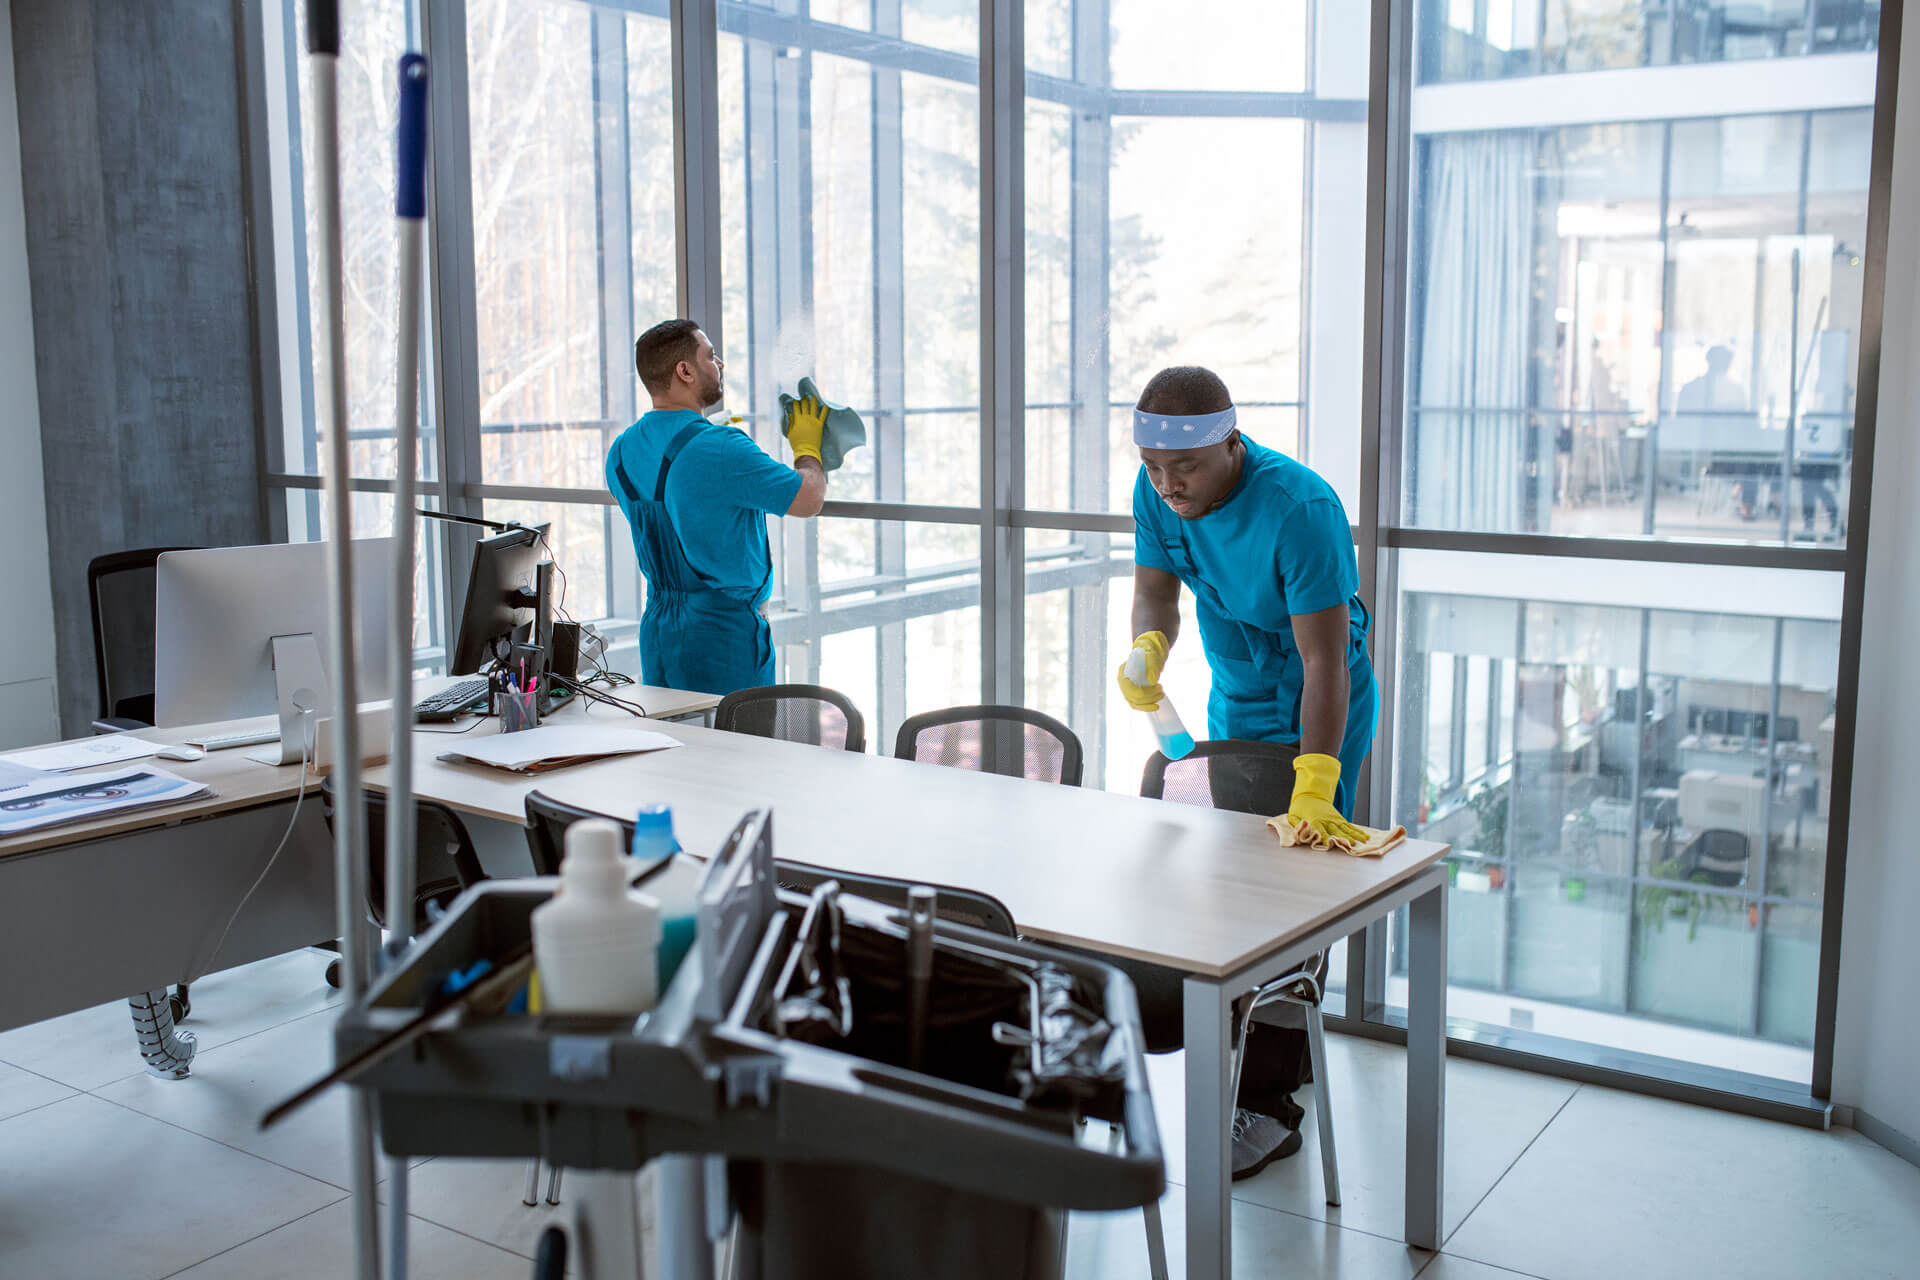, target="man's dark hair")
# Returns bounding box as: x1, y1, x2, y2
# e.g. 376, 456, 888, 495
1137, 366, 1232, 417
635, 318, 703, 395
